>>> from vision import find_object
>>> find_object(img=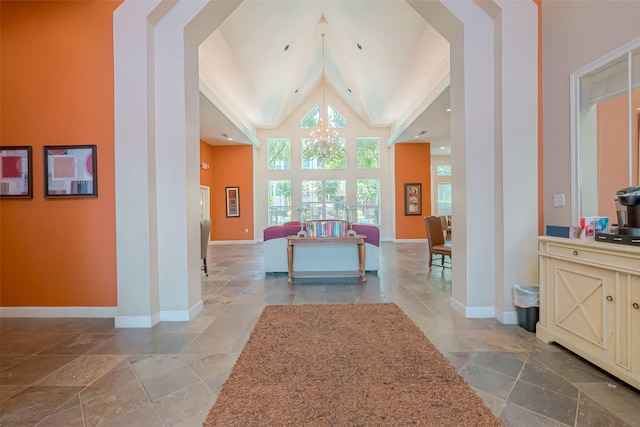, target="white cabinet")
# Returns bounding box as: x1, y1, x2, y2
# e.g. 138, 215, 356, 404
537, 236, 640, 390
